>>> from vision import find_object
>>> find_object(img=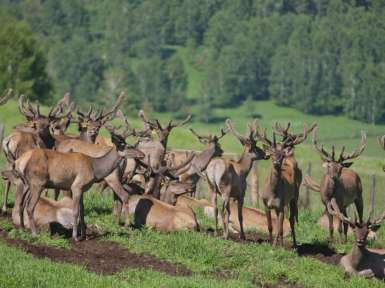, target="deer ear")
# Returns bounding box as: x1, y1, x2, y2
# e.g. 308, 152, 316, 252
342, 162, 353, 168
284, 147, 294, 157
322, 162, 328, 168
368, 223, 381, 231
